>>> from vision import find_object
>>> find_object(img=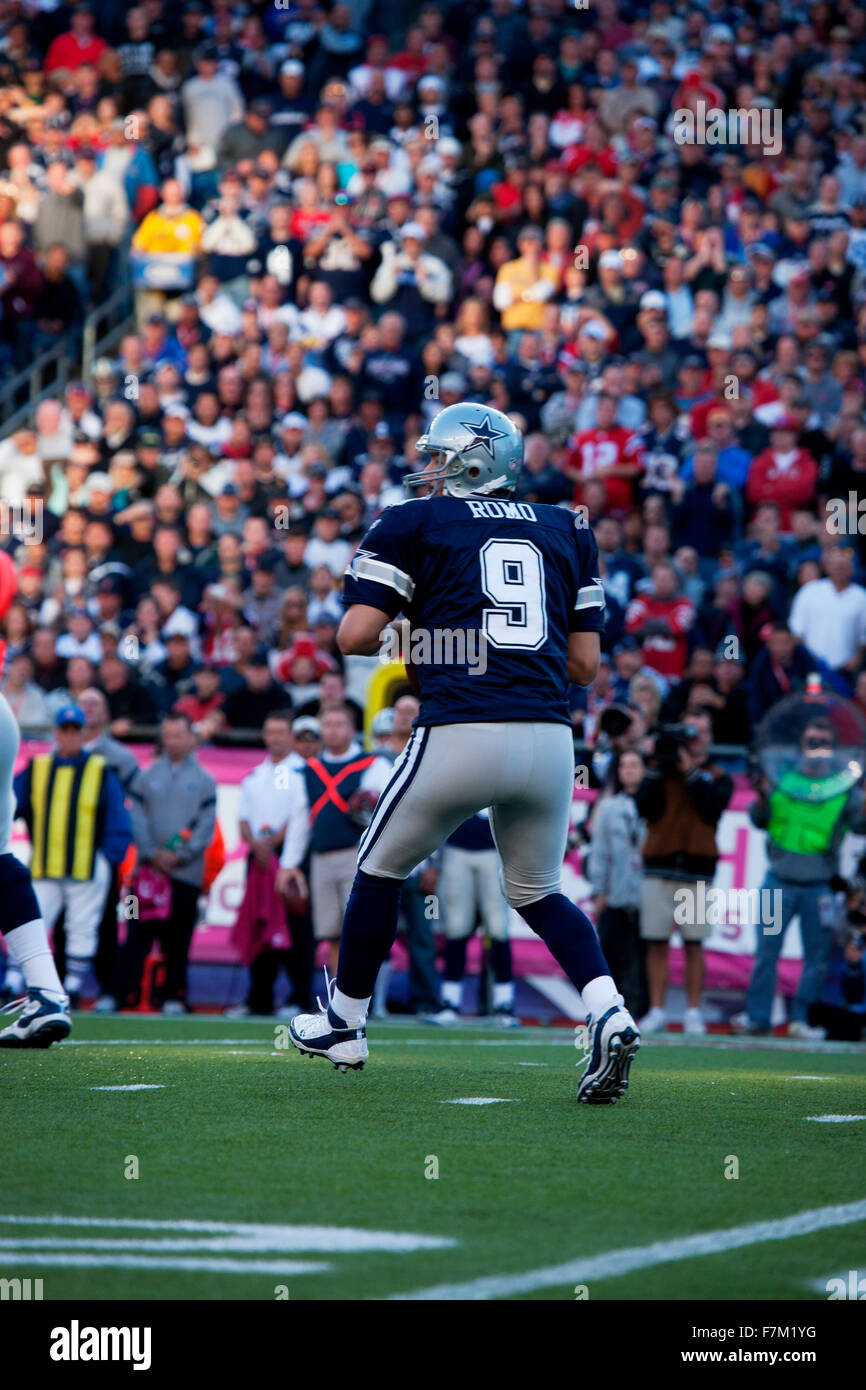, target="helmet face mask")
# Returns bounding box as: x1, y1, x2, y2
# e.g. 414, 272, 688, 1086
405, 403, 523, 498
